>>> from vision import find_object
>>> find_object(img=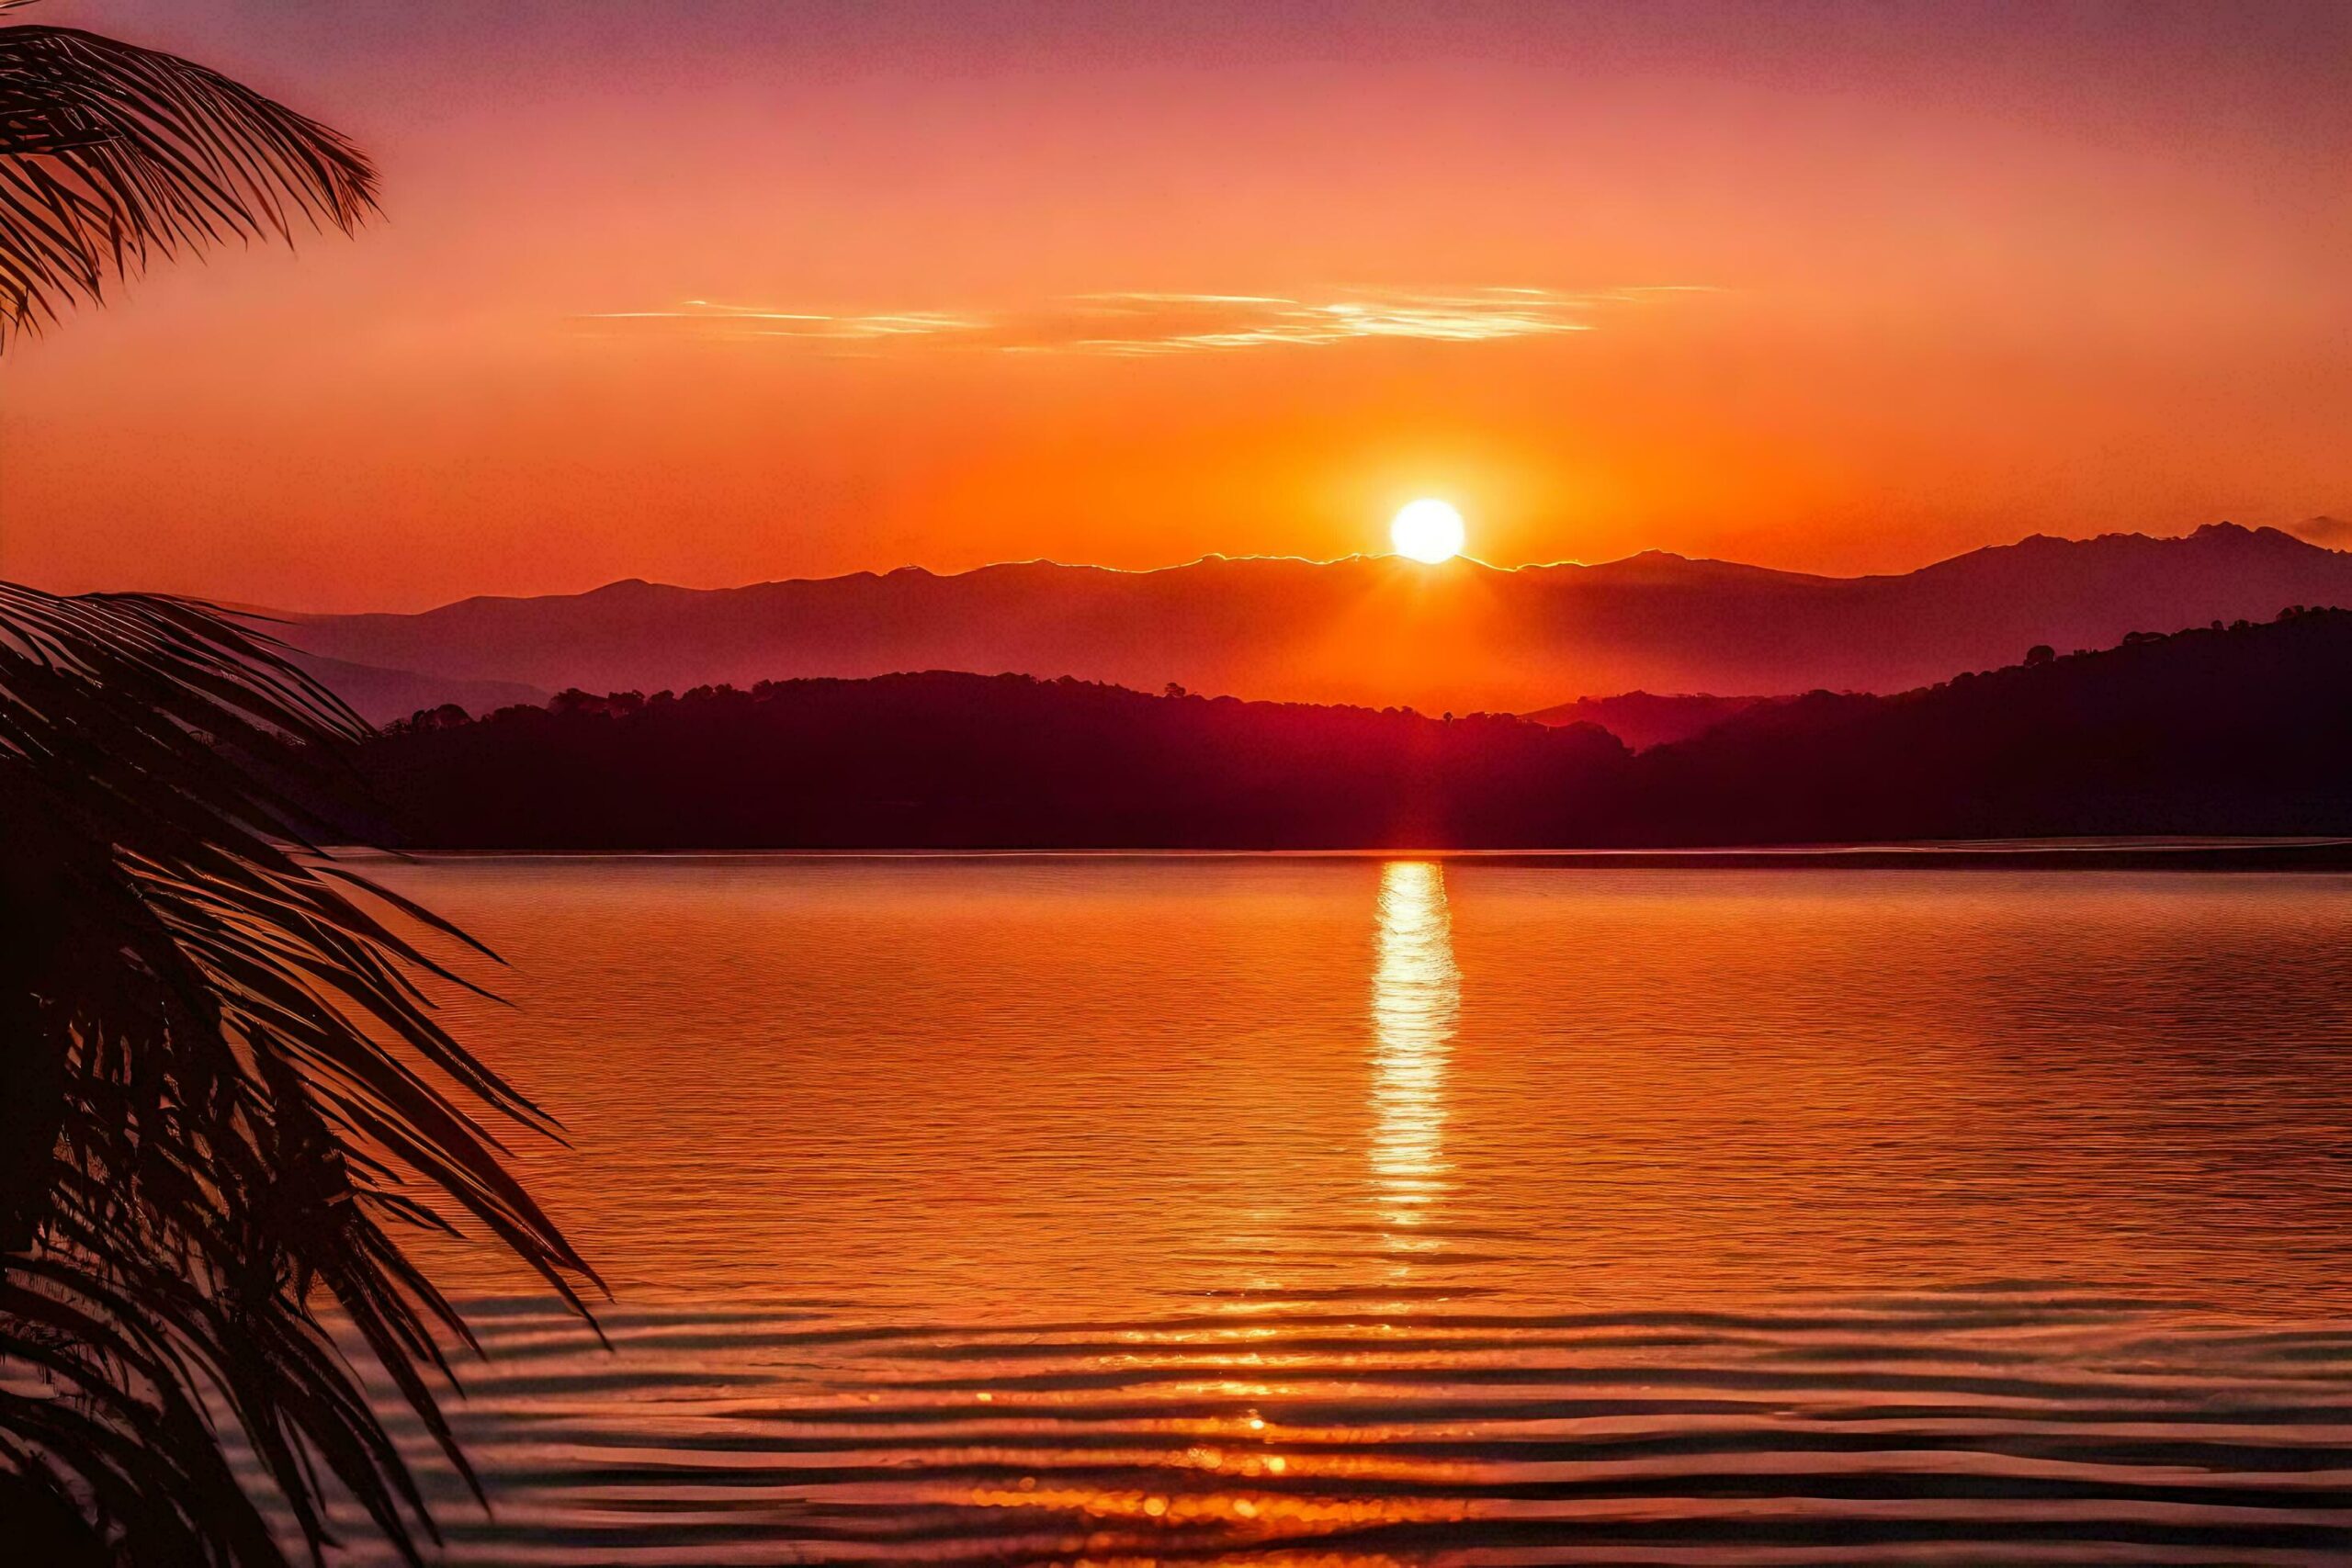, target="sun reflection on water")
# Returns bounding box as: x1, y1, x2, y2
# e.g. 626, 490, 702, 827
348, 861, 2352, 1564
1369, 861, 1459, 1241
